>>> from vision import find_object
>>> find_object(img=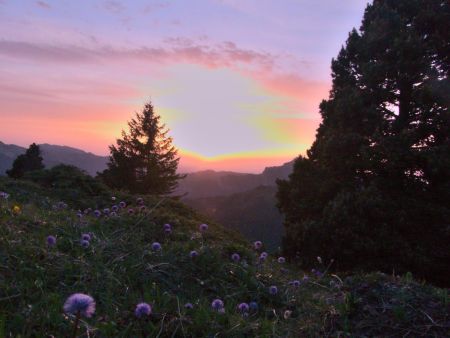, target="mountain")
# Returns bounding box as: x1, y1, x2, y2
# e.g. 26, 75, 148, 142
175, 160, 294, 199
0, 141, 108, 176
184, 185, 284, 251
